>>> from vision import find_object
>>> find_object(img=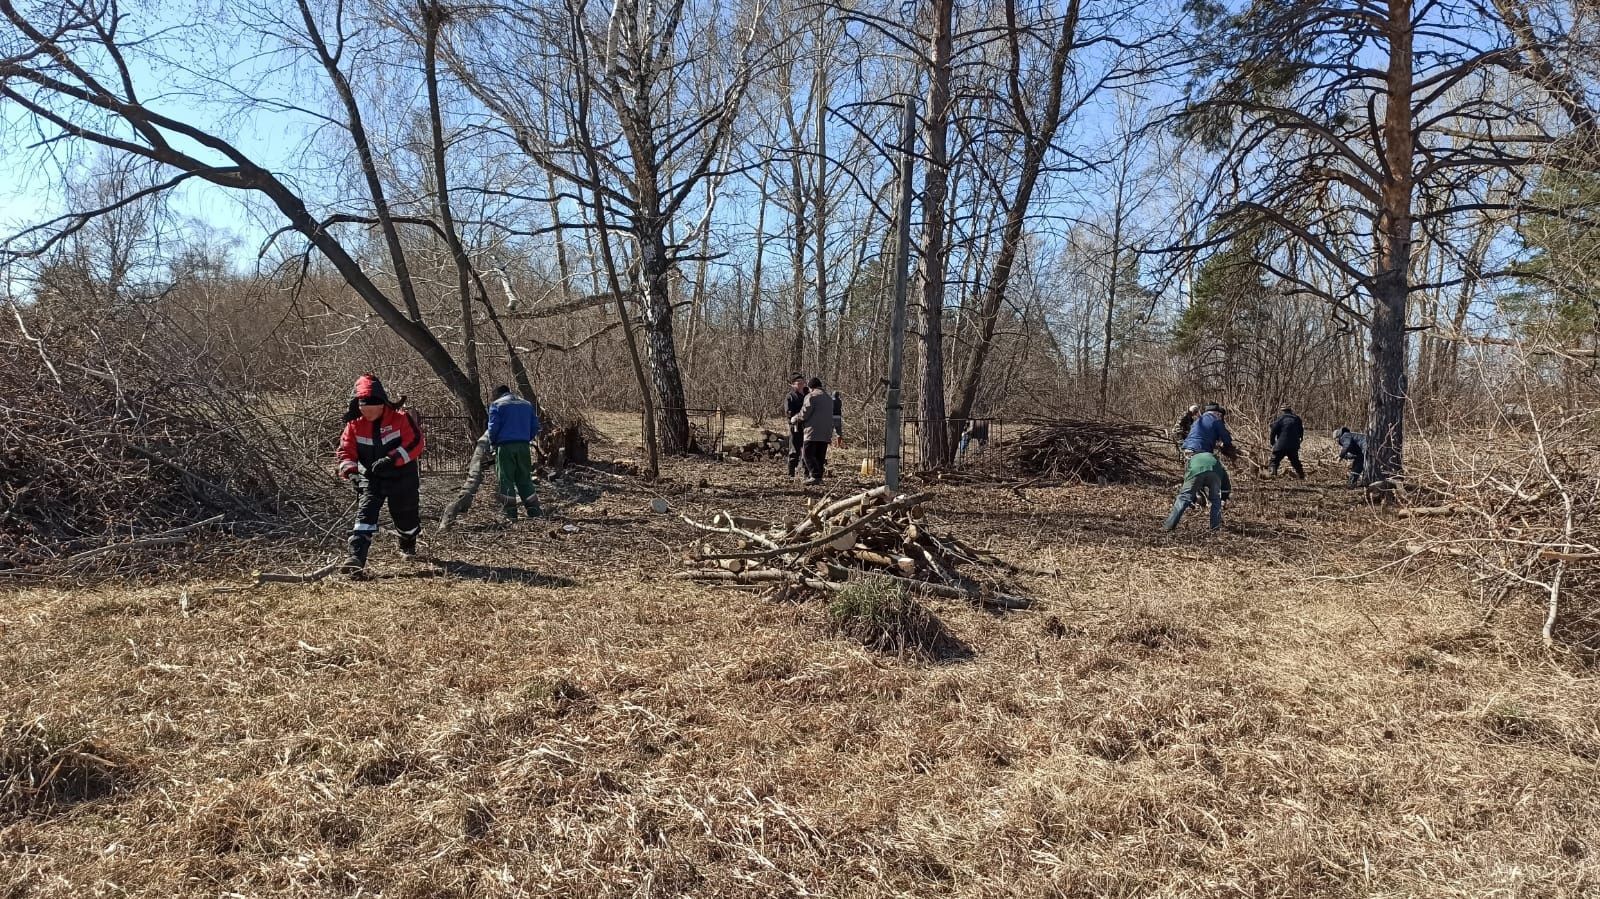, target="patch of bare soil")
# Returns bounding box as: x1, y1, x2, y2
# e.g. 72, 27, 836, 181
2, 448, 1597, 897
